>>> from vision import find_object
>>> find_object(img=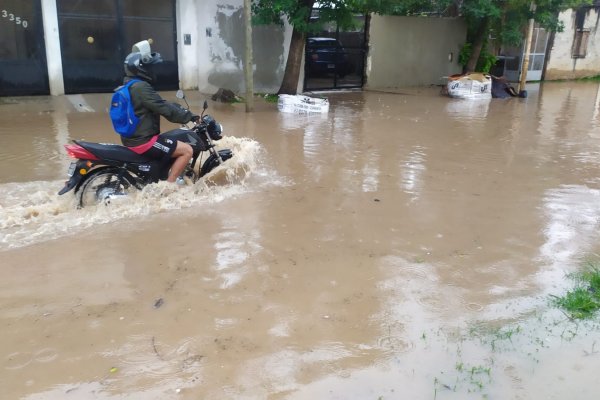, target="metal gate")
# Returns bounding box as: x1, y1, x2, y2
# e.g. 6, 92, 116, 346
0, 0, 49, 96
57, 0, 178, 94
304, 12, 366, 91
